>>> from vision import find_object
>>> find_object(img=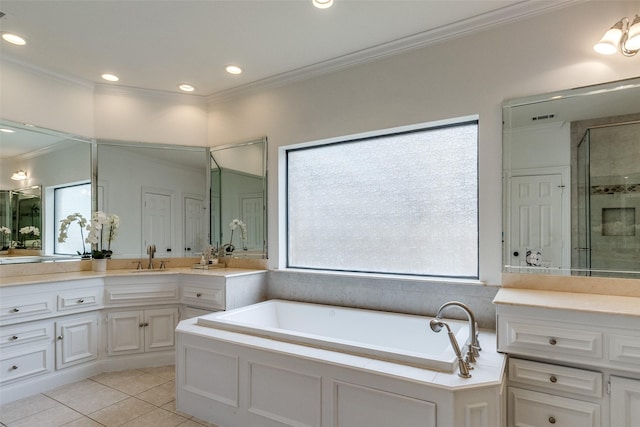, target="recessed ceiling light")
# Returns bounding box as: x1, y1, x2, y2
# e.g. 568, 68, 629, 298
0, 128, 16, 133
225, 65, 243, 75
178, 83, 195, 92
2, 32, 26, 46
312, 0, 333, 9
101, 73, 119, 82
